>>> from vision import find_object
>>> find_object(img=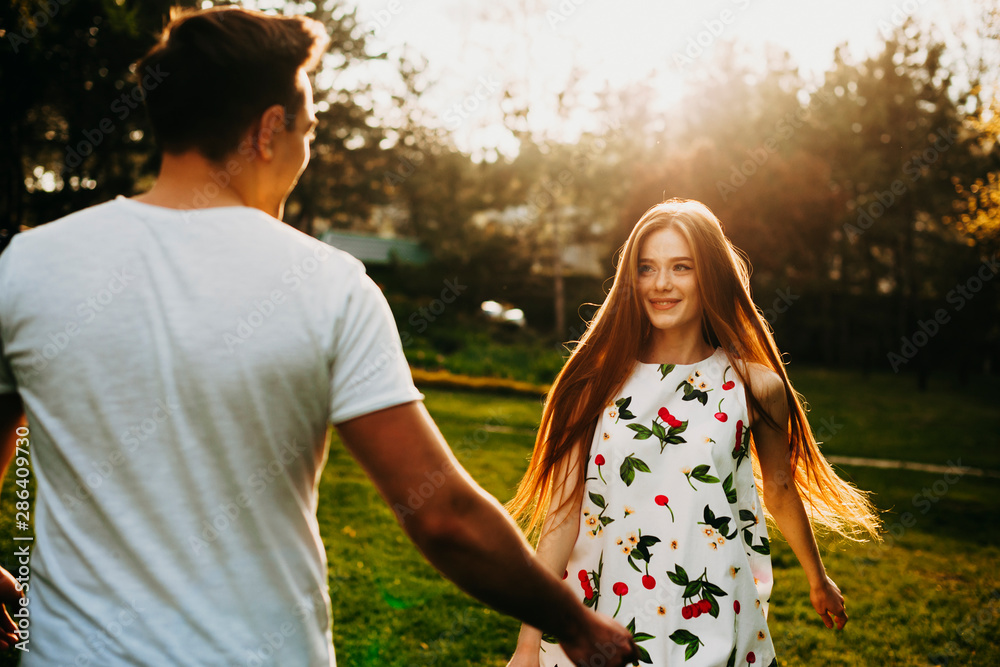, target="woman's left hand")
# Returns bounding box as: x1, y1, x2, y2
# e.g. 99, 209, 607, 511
809, 575, 848, 630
